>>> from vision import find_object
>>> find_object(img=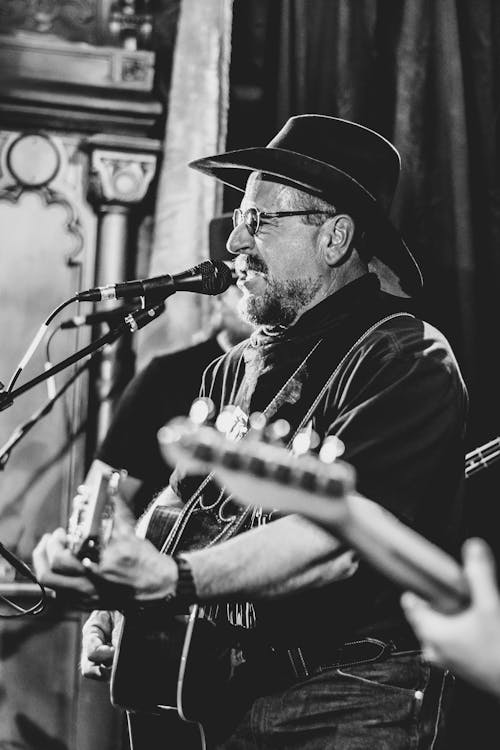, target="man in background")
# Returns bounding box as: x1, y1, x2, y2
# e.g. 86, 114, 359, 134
92, 215, 252, 517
